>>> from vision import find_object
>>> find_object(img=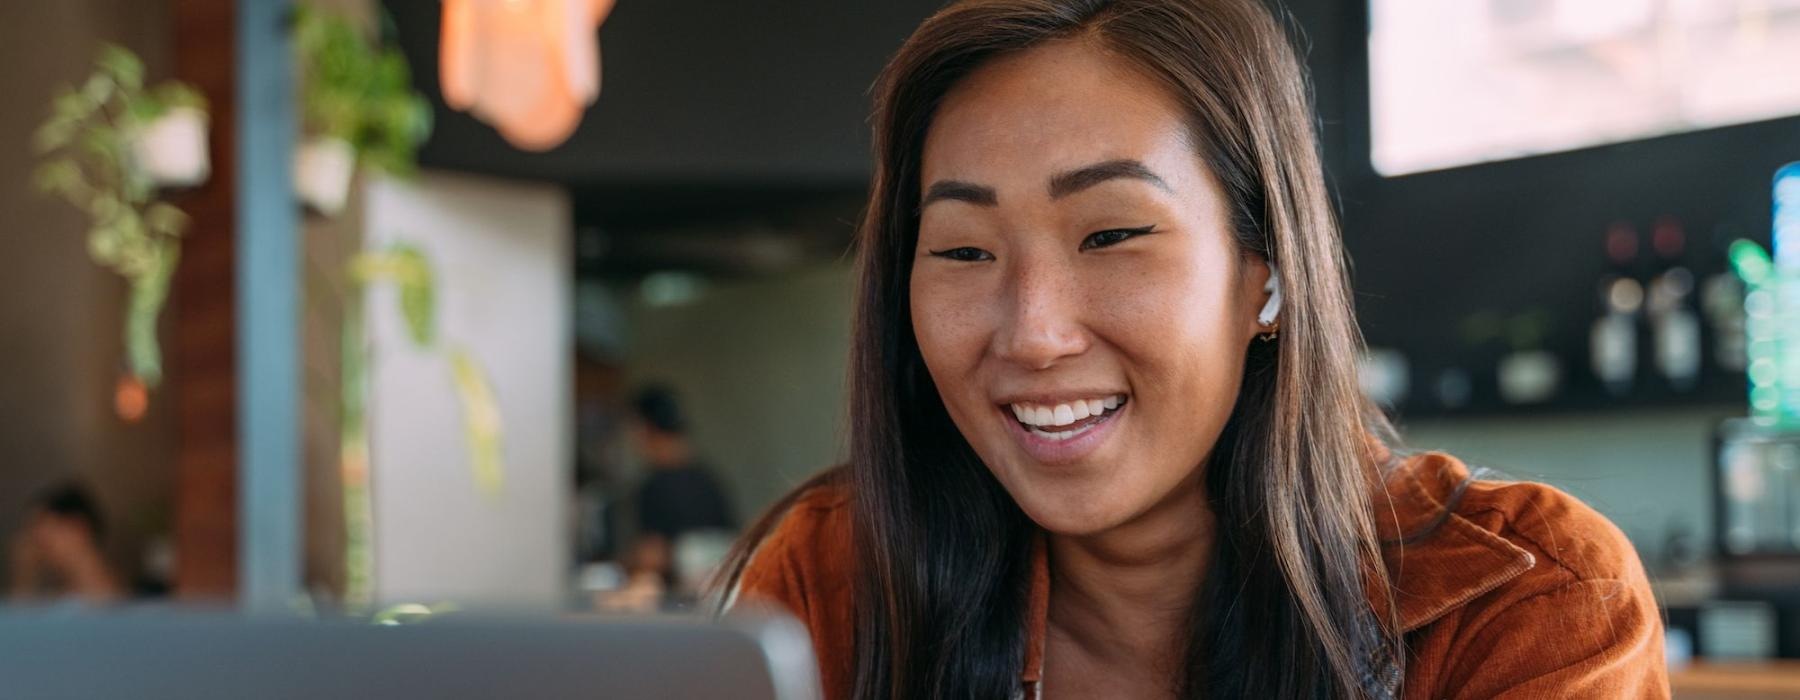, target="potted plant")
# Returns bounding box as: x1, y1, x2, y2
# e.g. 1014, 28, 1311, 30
131, 99, 210, 188
33, 45, 209, 389
292, 3, 433, 216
